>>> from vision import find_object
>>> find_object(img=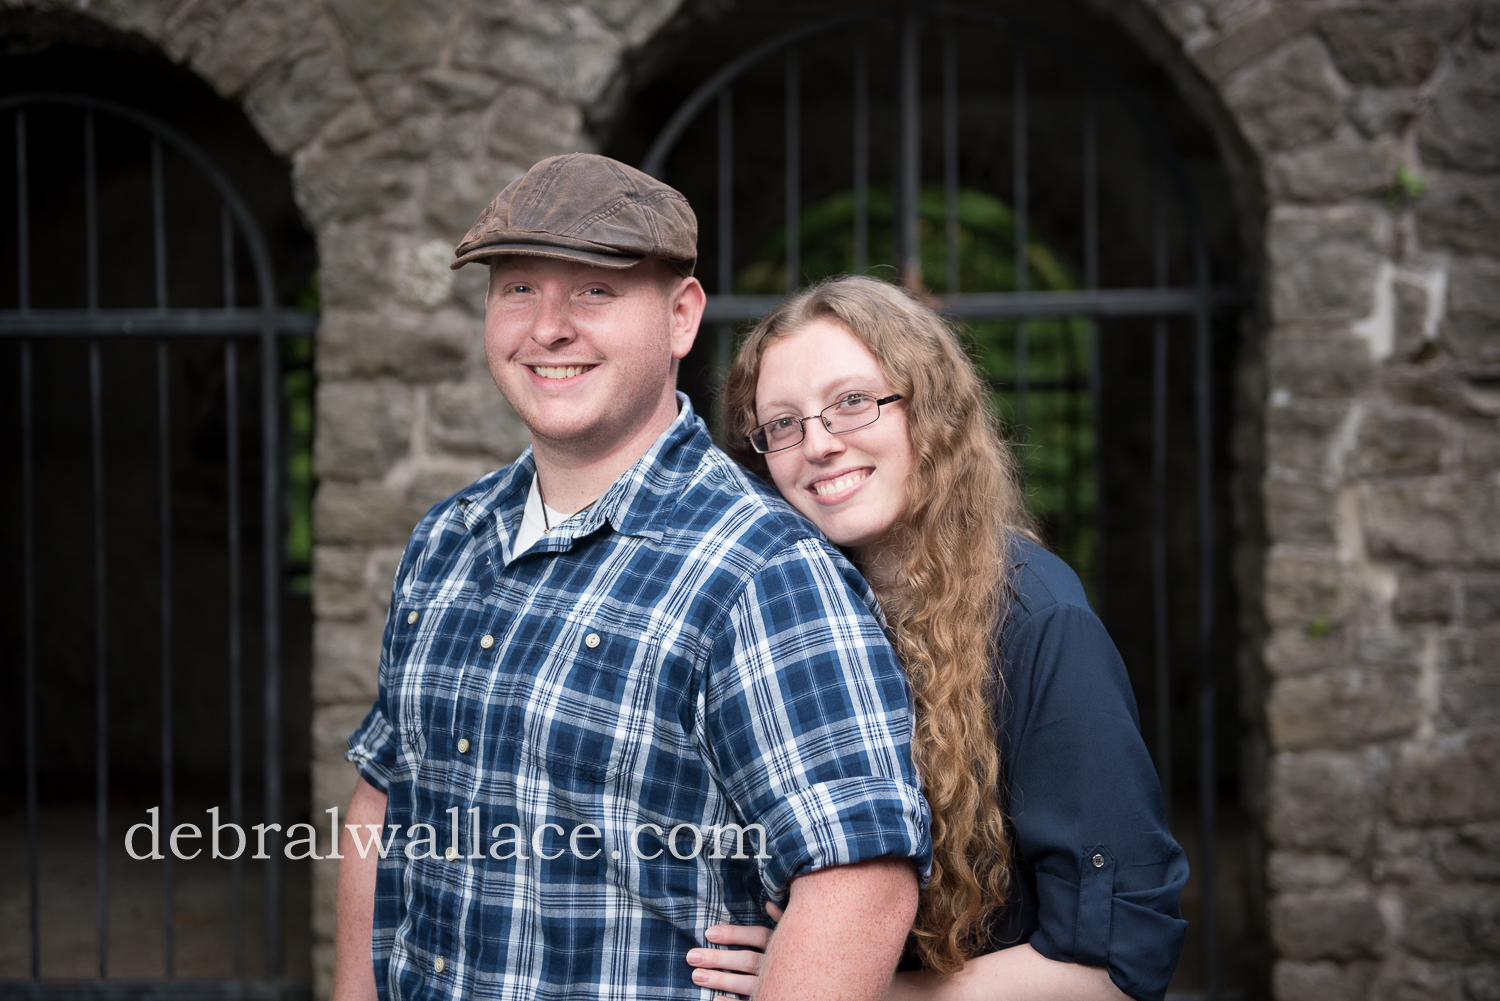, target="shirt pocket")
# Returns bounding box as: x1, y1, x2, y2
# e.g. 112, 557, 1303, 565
514, 627, 659, 787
